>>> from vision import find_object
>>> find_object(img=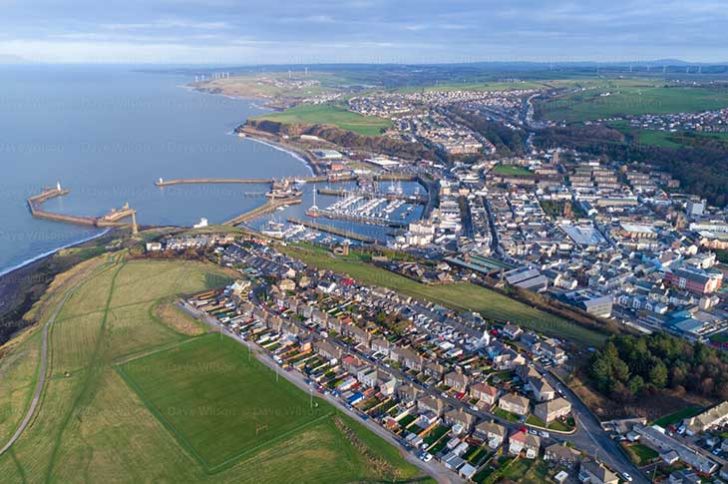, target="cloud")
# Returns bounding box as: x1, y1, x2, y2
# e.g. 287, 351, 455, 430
0, 0, 727, 63
101, 19, 230, 31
